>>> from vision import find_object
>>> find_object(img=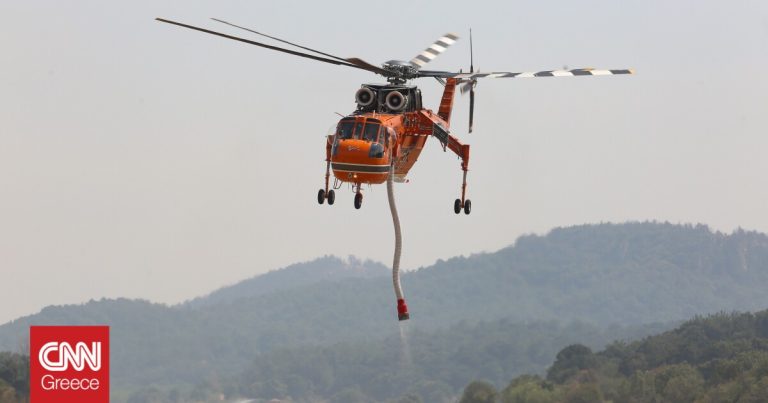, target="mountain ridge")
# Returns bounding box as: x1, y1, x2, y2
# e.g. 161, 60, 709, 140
182, 255, 389, 308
